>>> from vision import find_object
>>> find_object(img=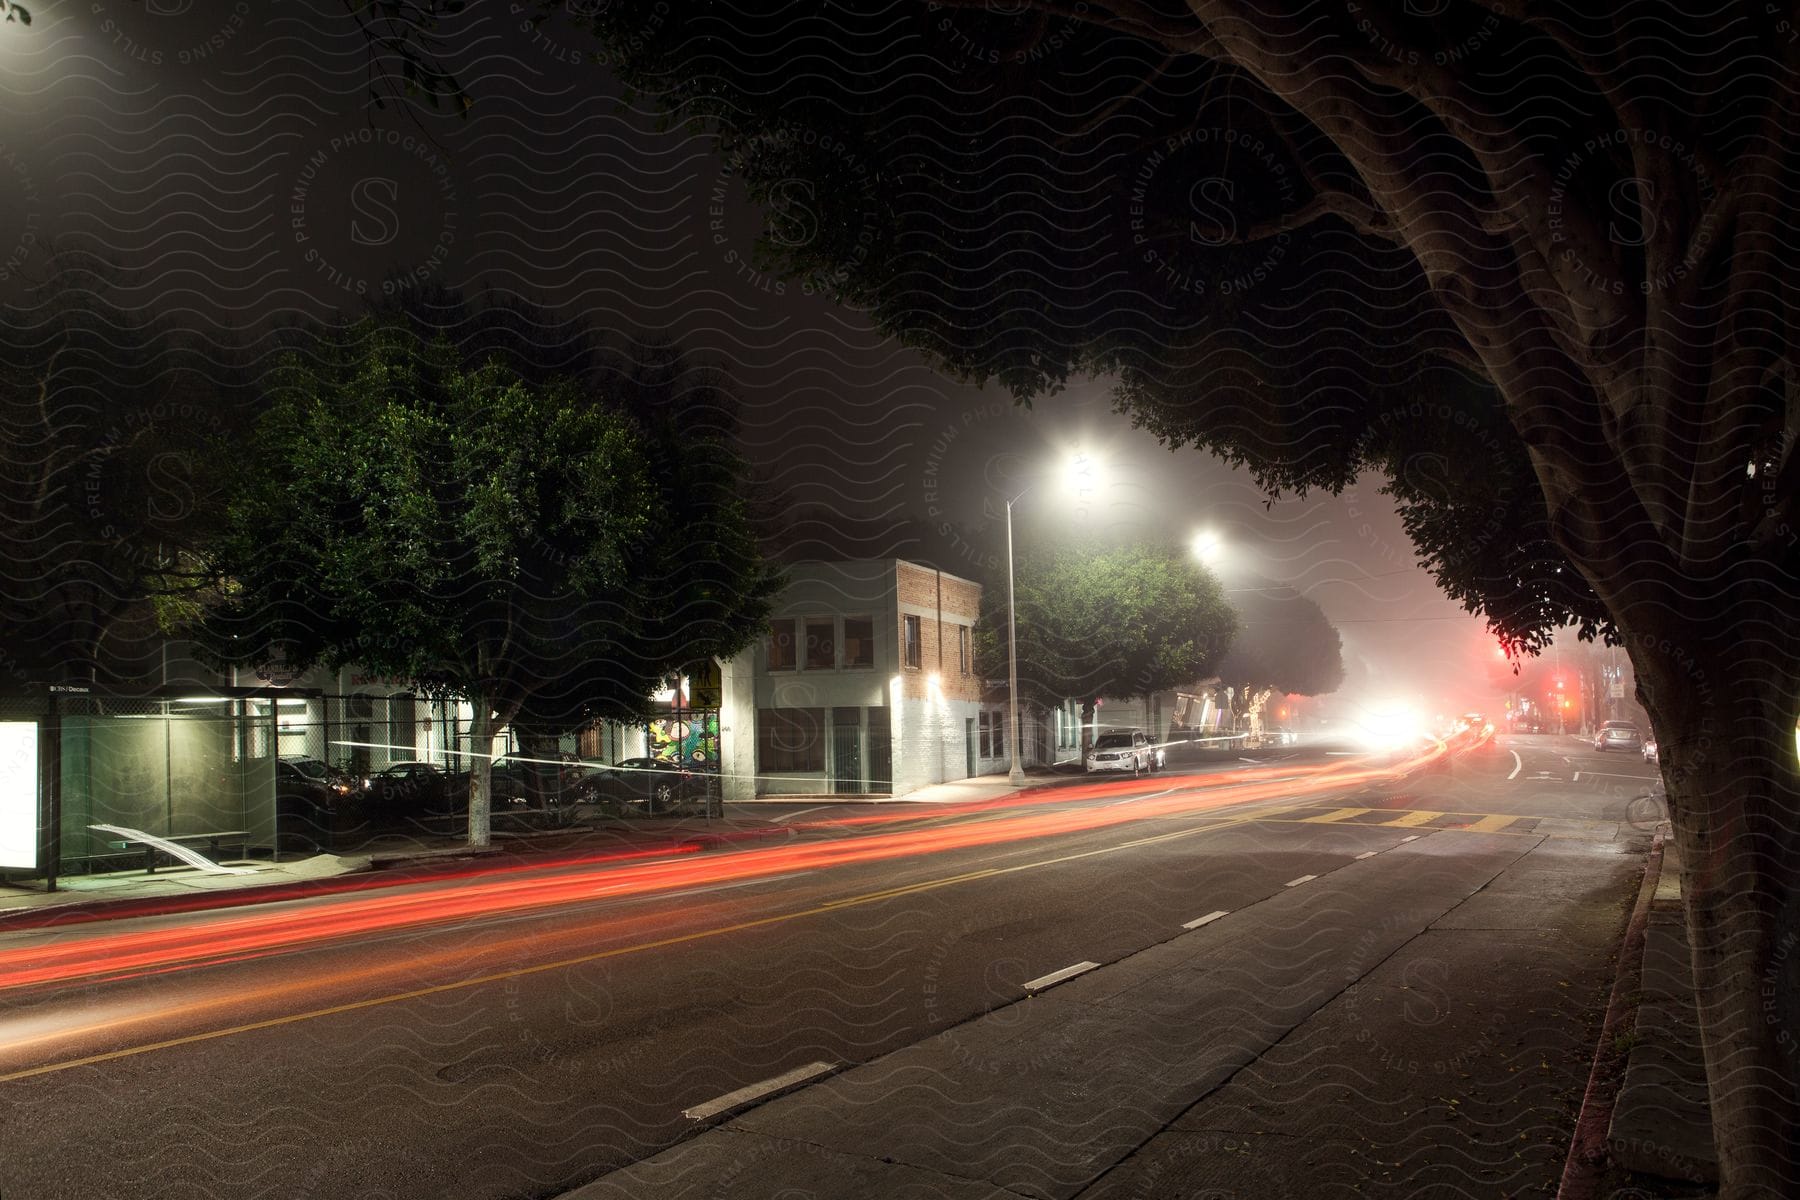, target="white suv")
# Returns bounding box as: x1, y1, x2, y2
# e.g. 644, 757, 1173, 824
1086, 729, 1164, 774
